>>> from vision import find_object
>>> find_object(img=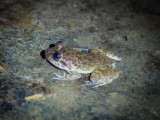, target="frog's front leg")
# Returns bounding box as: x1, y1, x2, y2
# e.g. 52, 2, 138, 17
83, 66, 121, 88
52, 71, 81, 80
90, 49, 121, 61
